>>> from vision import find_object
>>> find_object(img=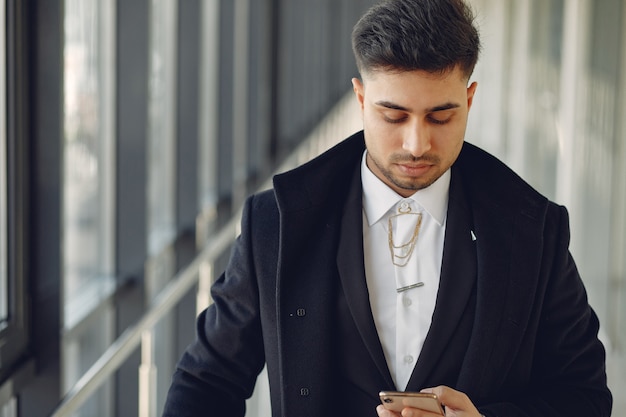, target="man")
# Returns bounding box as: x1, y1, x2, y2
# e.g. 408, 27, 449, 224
163, 0, 612, 416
